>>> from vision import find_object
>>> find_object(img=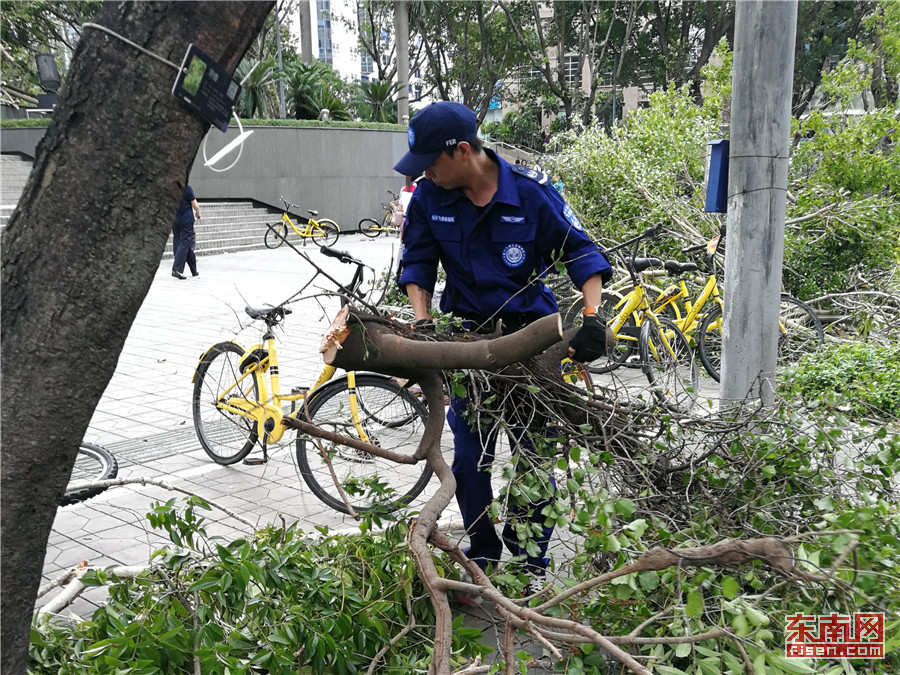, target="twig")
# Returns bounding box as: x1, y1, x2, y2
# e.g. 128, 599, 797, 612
730, 633, 754, 675
504, 621, 516, 675
63, 477, 256, 529
38, 564, 146, 616
298, 400, 360, 520
192, 591, 202, 675
37, 569, 79, 599
366, 589, 418, 675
